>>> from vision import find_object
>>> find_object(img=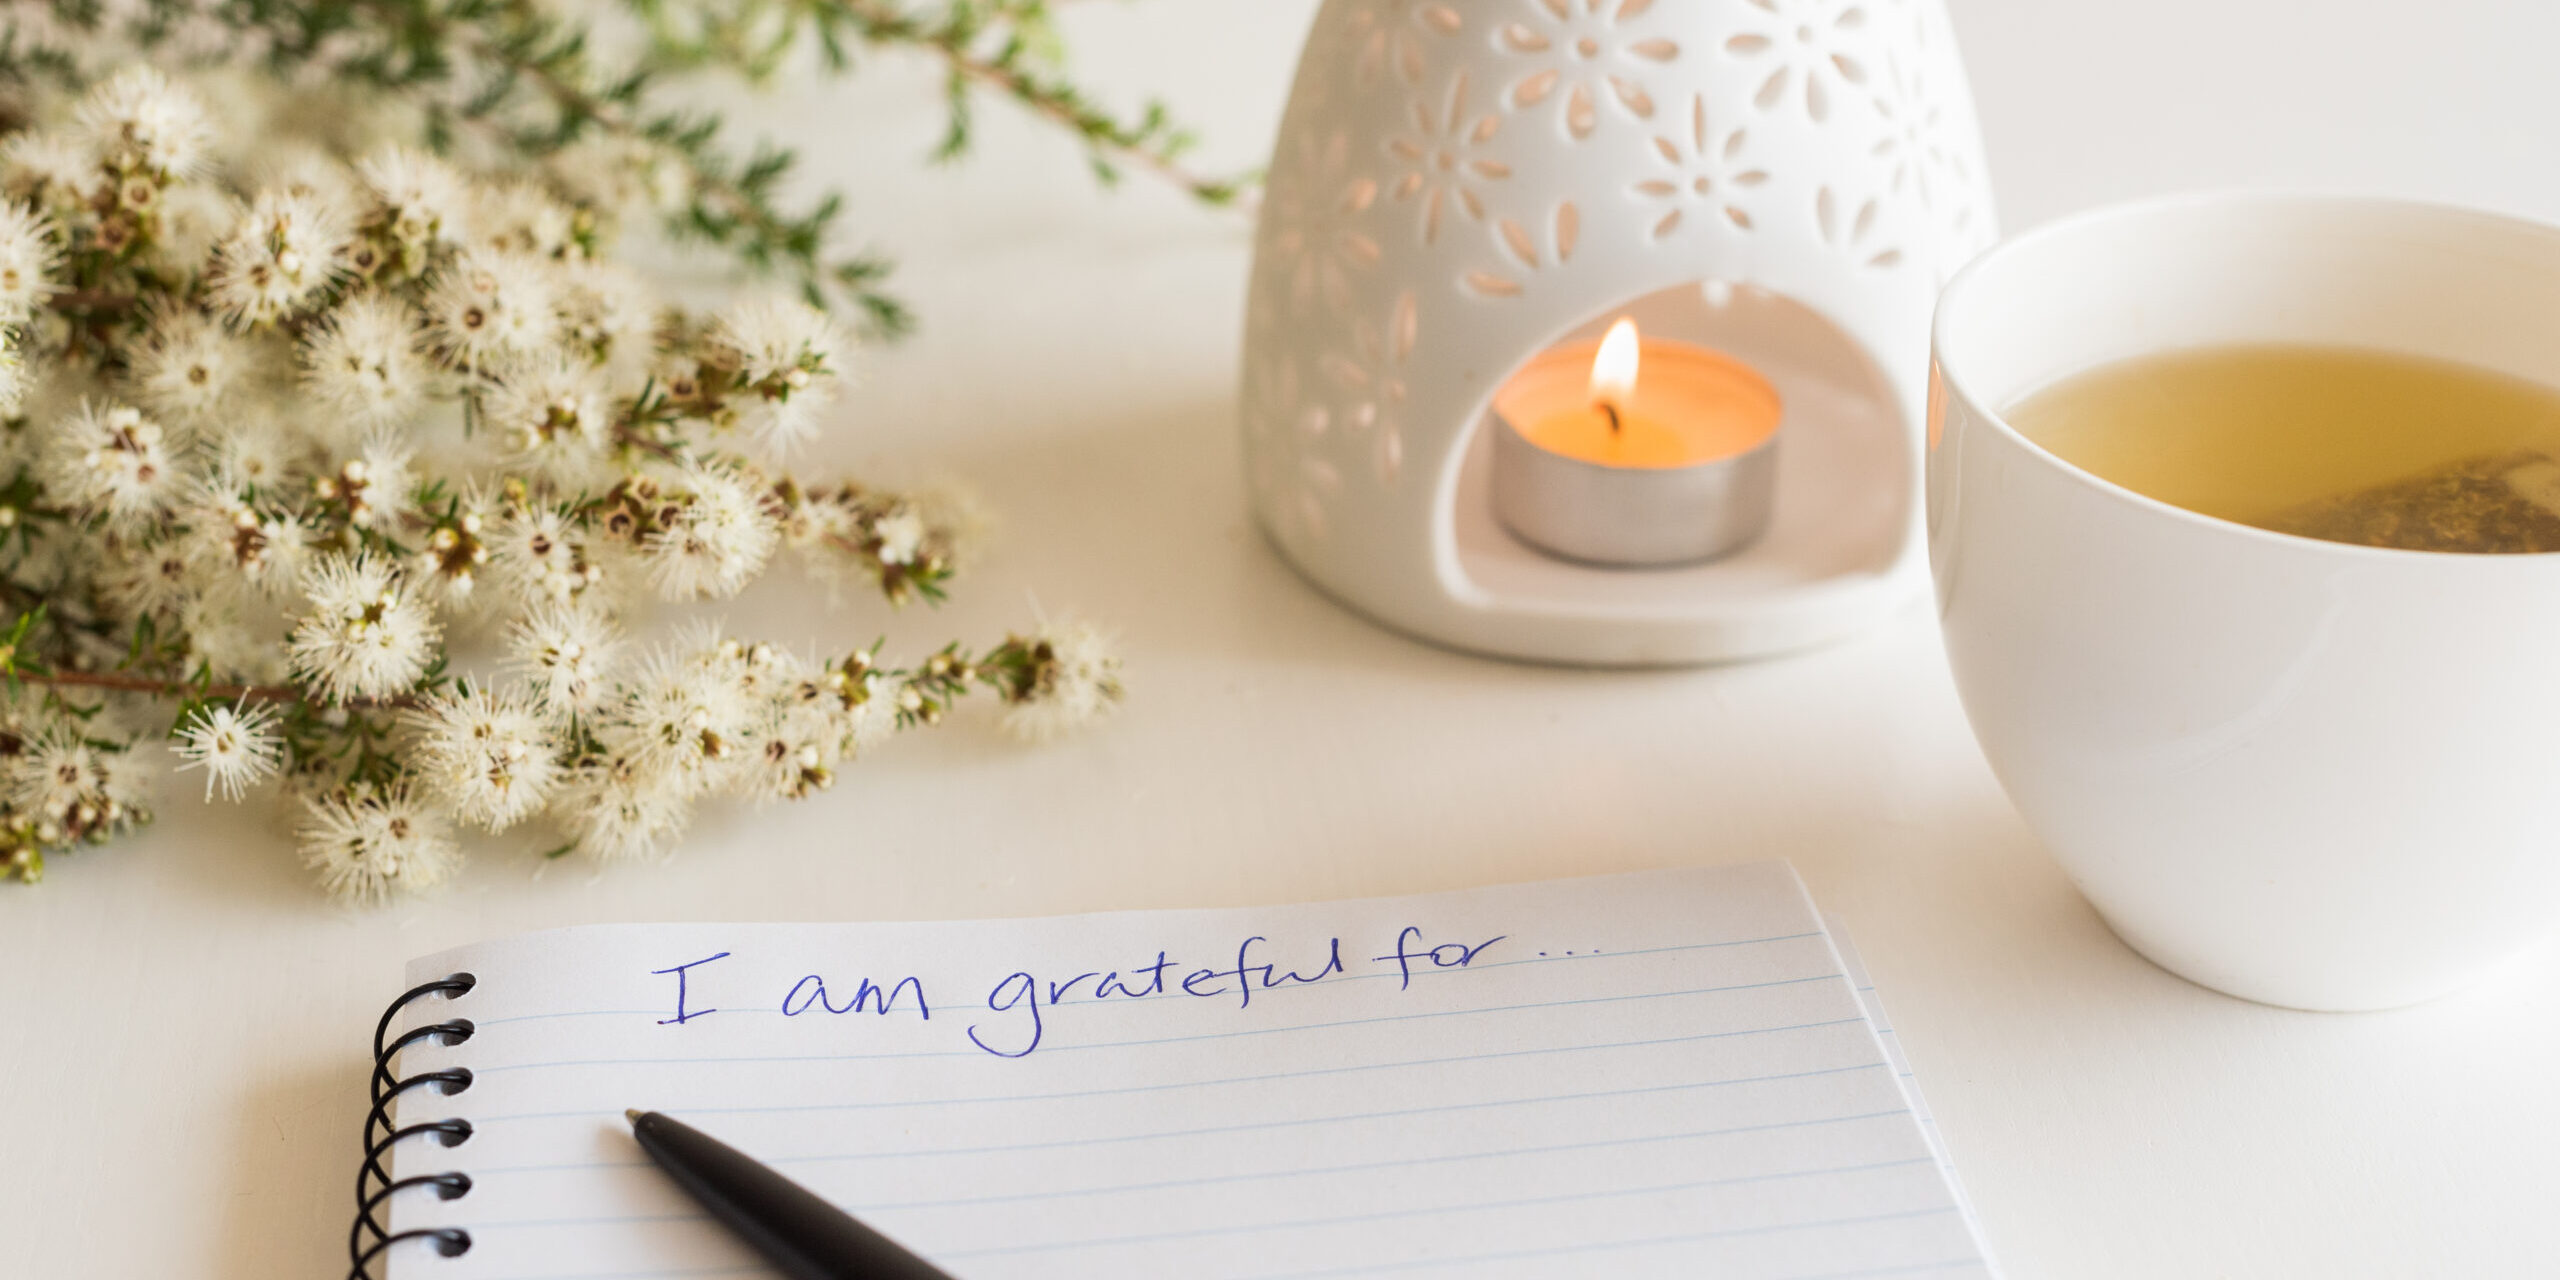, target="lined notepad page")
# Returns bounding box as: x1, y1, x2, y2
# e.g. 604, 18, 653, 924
390, 864, 1992, 1279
